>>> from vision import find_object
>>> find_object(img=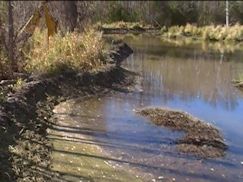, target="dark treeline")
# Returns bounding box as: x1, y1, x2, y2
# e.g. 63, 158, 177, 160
1, 1, 243, 32
1, 1, 243, 75
94, 1, 243, 26
0, 1, 242, 51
